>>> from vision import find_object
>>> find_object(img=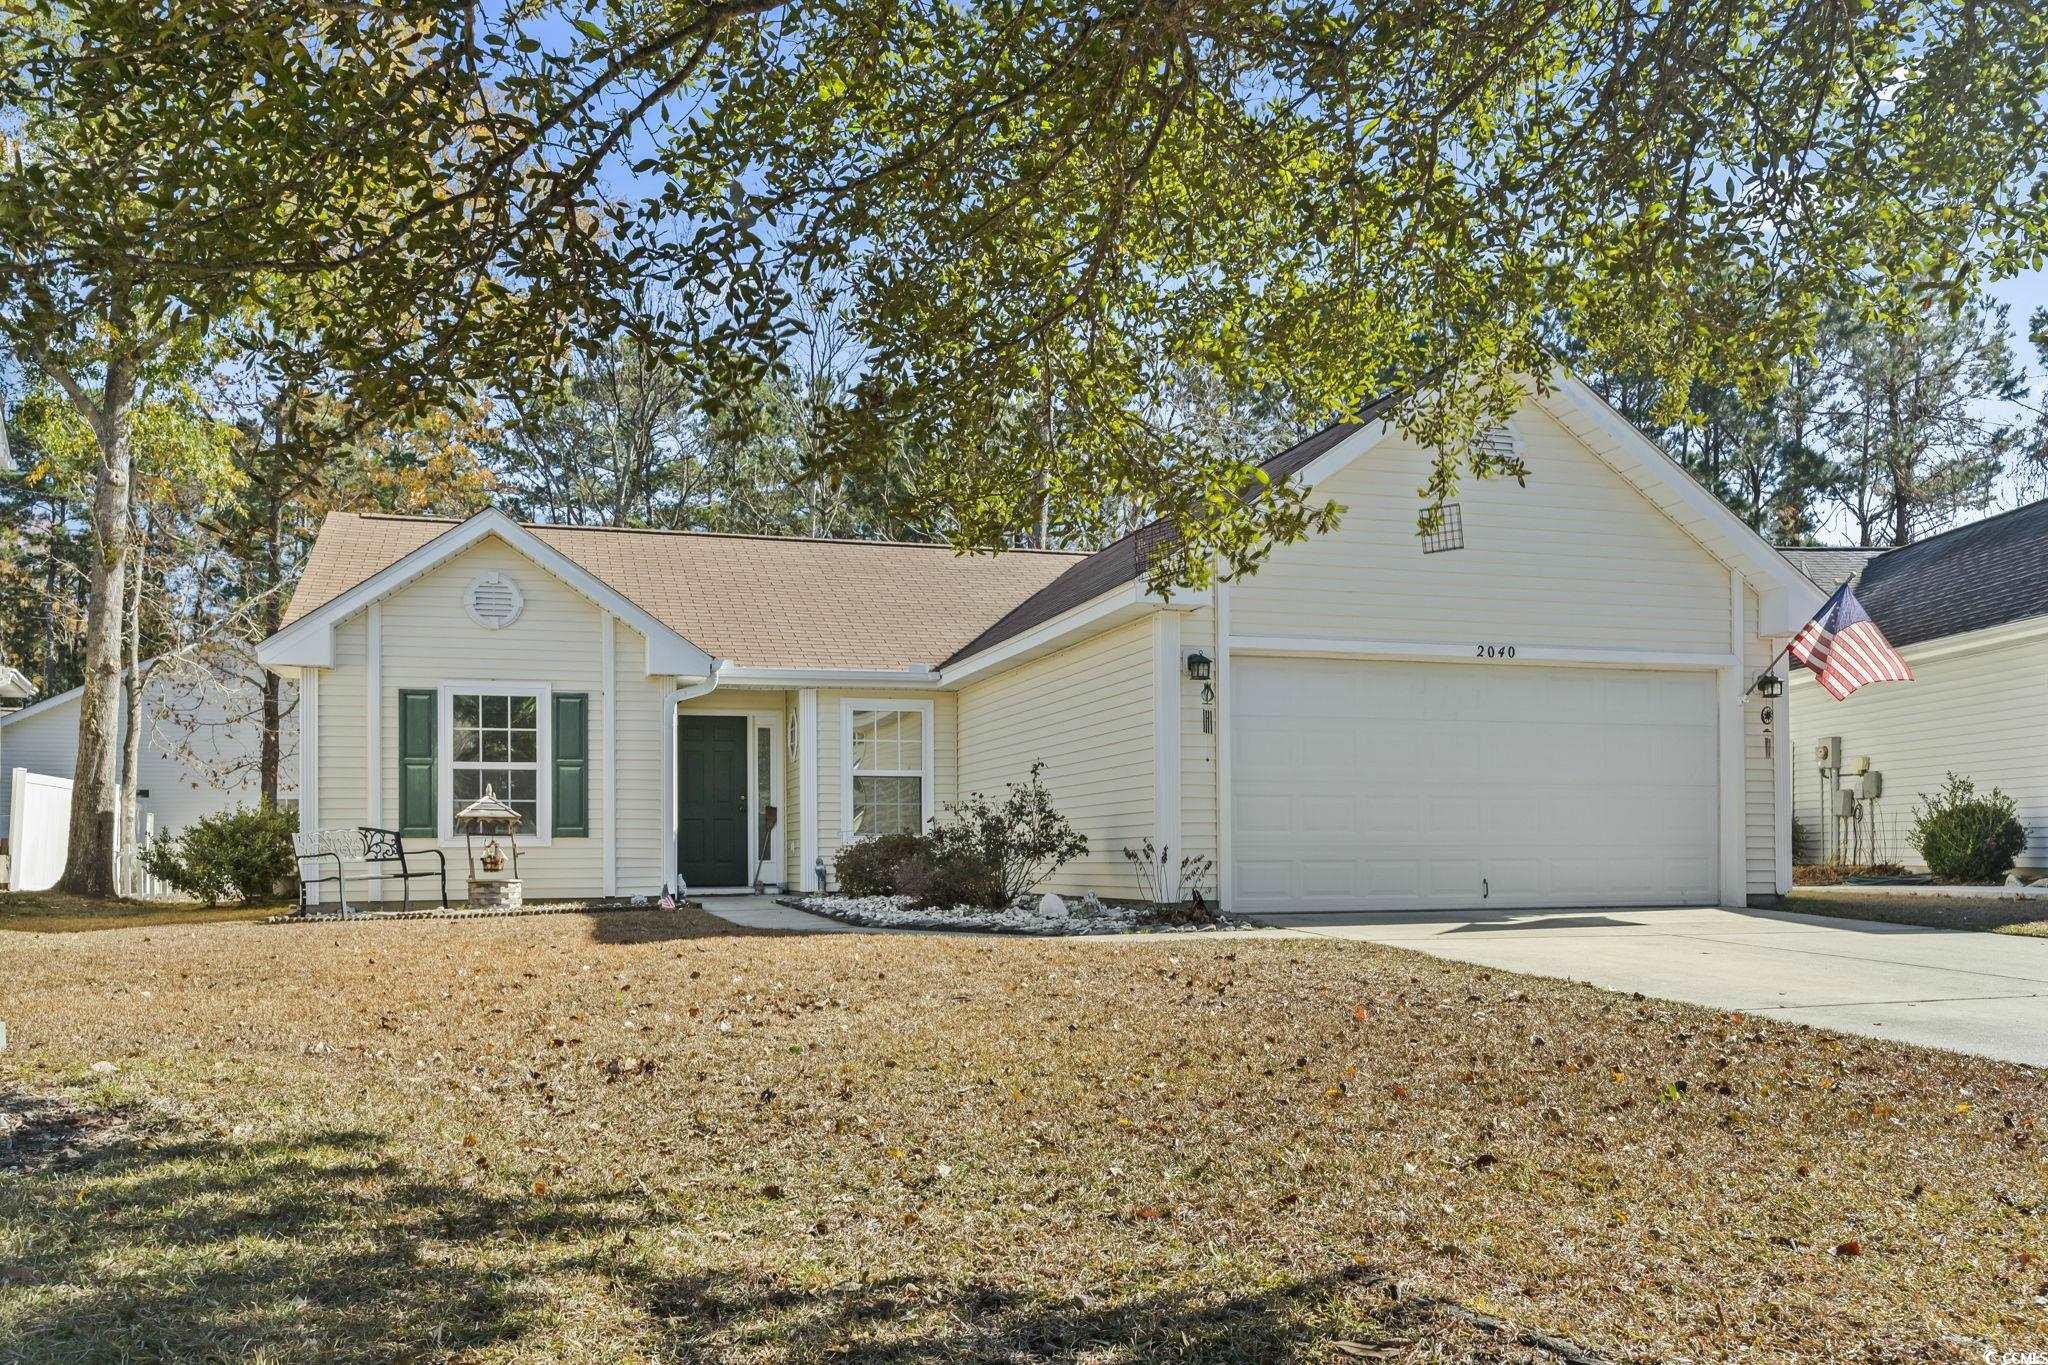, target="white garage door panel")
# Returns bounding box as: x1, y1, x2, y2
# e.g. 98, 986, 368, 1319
1232, 658, 1718, 912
